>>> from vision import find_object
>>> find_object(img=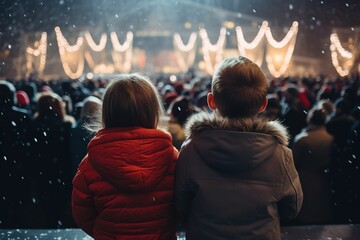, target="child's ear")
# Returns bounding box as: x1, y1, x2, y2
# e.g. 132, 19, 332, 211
258, 98, 268, 113
207, 92, 217, 110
